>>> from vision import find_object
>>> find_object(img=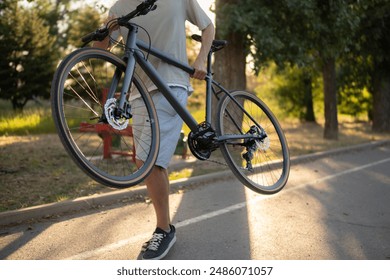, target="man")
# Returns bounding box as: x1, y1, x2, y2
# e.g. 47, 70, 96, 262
94, 0, 215, 260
